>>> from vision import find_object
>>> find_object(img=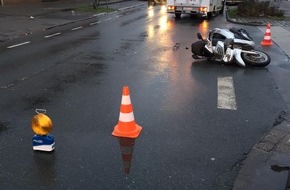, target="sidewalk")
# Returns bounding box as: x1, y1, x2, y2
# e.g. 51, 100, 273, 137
1, 1, 290, 189
233, 119, 290, 190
